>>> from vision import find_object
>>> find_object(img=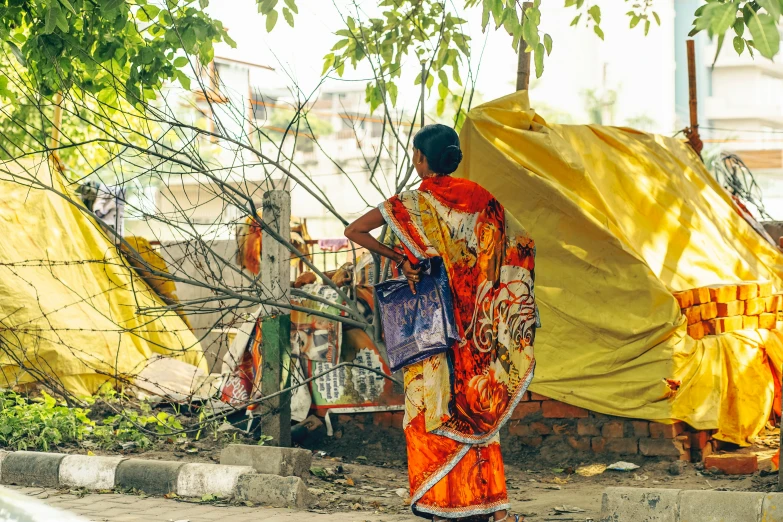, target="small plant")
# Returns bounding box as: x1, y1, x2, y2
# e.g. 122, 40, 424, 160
0, 391, 92, 451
